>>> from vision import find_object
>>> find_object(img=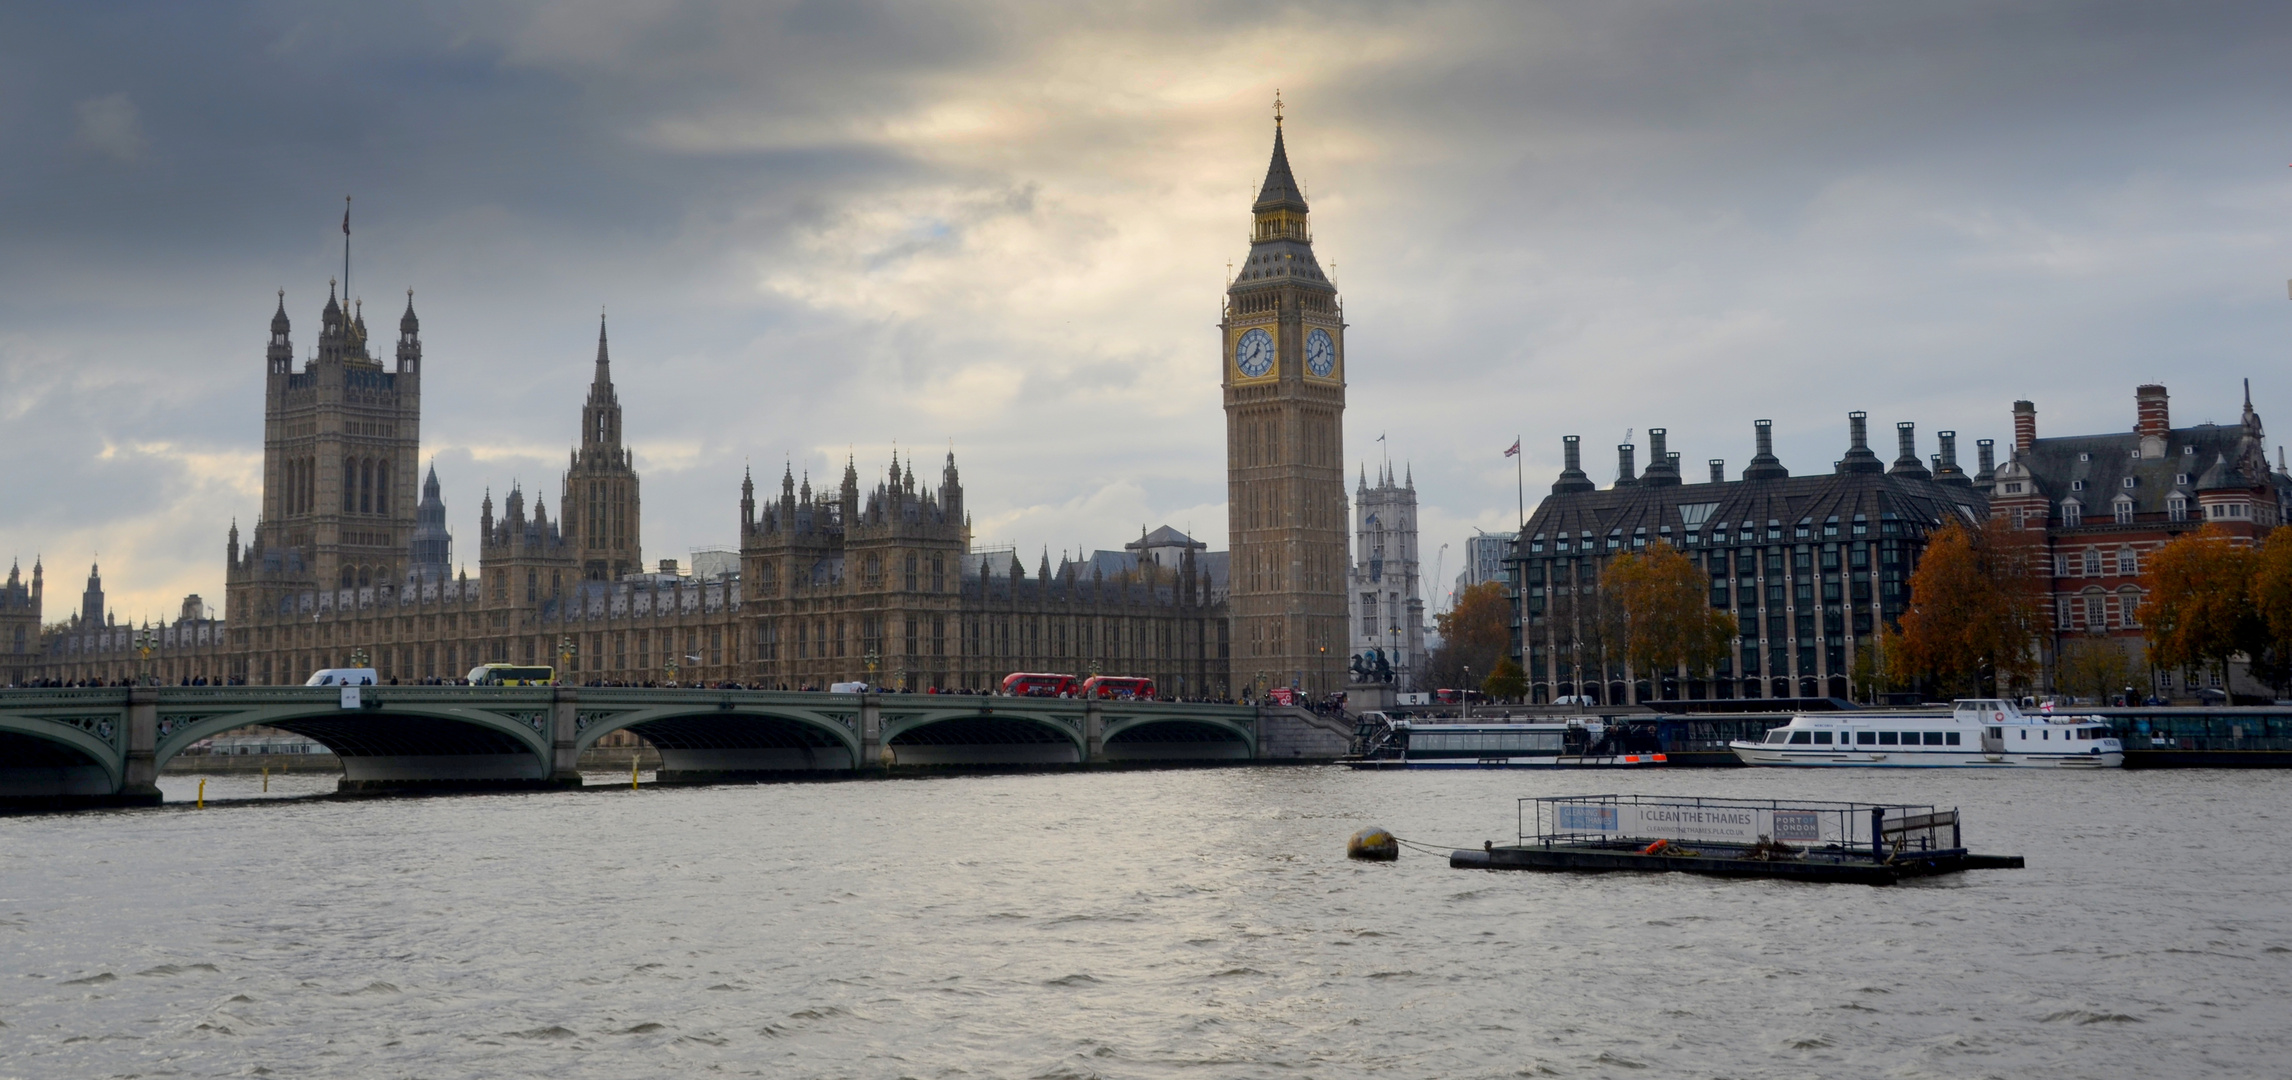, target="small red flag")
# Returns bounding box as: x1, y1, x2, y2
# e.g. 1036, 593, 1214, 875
1504, 439, 1521, 458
